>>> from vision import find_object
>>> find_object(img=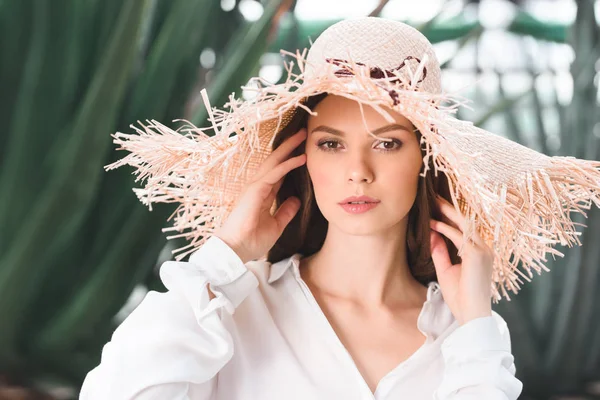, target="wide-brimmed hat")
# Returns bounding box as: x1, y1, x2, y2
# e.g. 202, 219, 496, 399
106, 17, 600, 302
